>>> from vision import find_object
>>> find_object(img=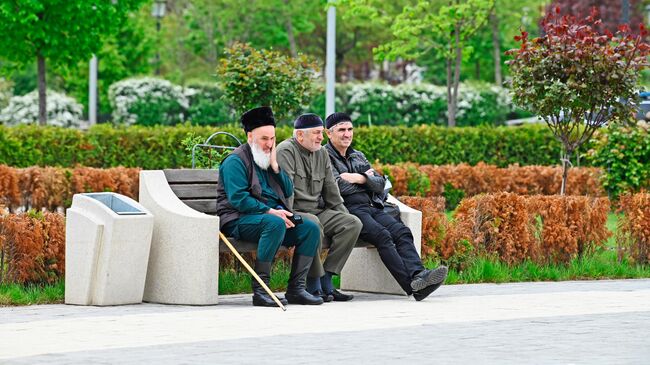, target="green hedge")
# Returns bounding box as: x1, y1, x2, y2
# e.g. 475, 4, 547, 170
0, 124, 582, 169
